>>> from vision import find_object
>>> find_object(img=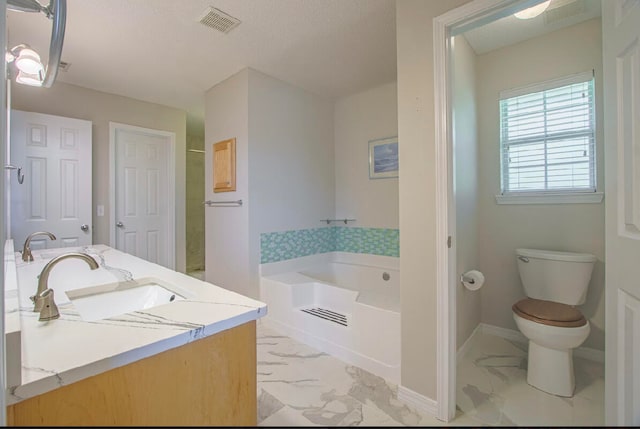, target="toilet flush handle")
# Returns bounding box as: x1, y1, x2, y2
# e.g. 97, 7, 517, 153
518, 256, 530, 263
